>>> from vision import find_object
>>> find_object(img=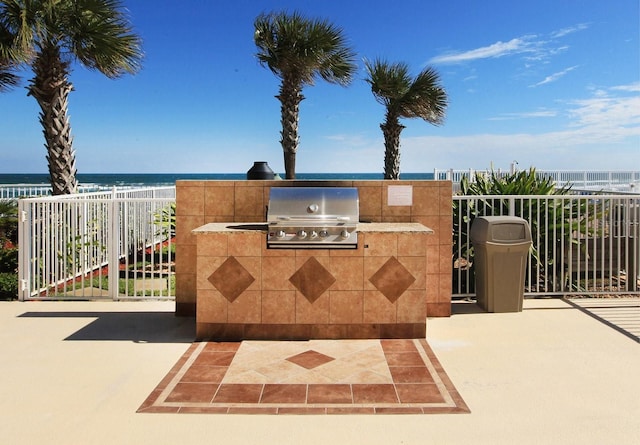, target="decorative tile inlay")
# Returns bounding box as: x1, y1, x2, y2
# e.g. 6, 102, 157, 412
289, 257, 336, 303
208, 256, 255, 302
138, 339, 470, 415
286, 350, 336, 370
368, 257, 416, 303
